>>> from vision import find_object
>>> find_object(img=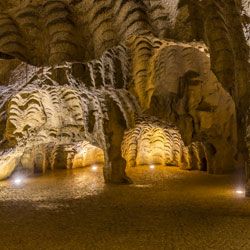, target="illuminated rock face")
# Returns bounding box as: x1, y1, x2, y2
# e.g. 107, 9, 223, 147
0, 1, 248, 184
0, 0, 179, 65
123, 120, 182, 168
1, 79, 207, 179
122, 117, 207, 171
72, 142, 104, 169
0, 40, 232, 180
0, 60, 139, 182
127, 36, 237, 173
